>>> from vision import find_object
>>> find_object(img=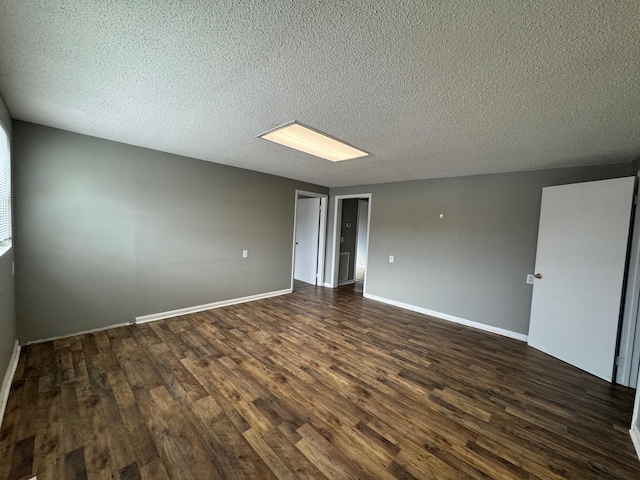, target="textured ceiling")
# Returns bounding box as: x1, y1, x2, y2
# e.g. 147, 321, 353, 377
0, 1, 639, 187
